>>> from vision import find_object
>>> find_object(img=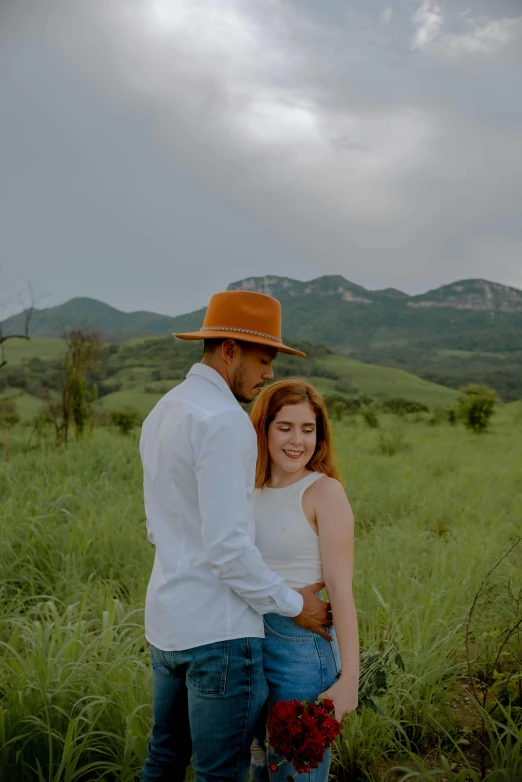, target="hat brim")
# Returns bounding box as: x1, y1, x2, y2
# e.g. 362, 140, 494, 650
173, 330, 306, 358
